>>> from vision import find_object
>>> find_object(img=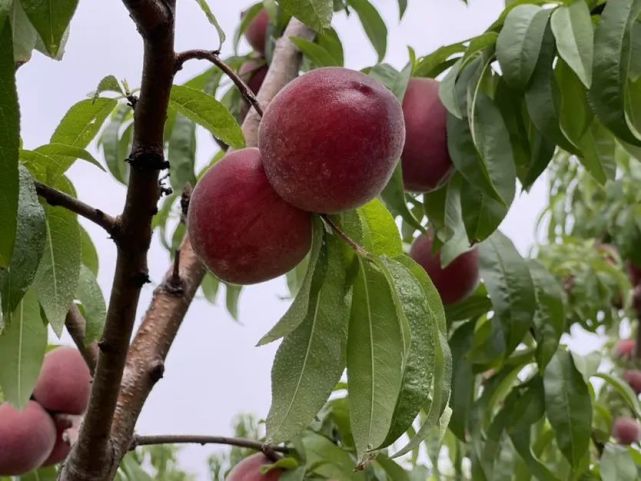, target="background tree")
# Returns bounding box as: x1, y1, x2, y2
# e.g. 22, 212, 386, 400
1, 0, 641, 480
